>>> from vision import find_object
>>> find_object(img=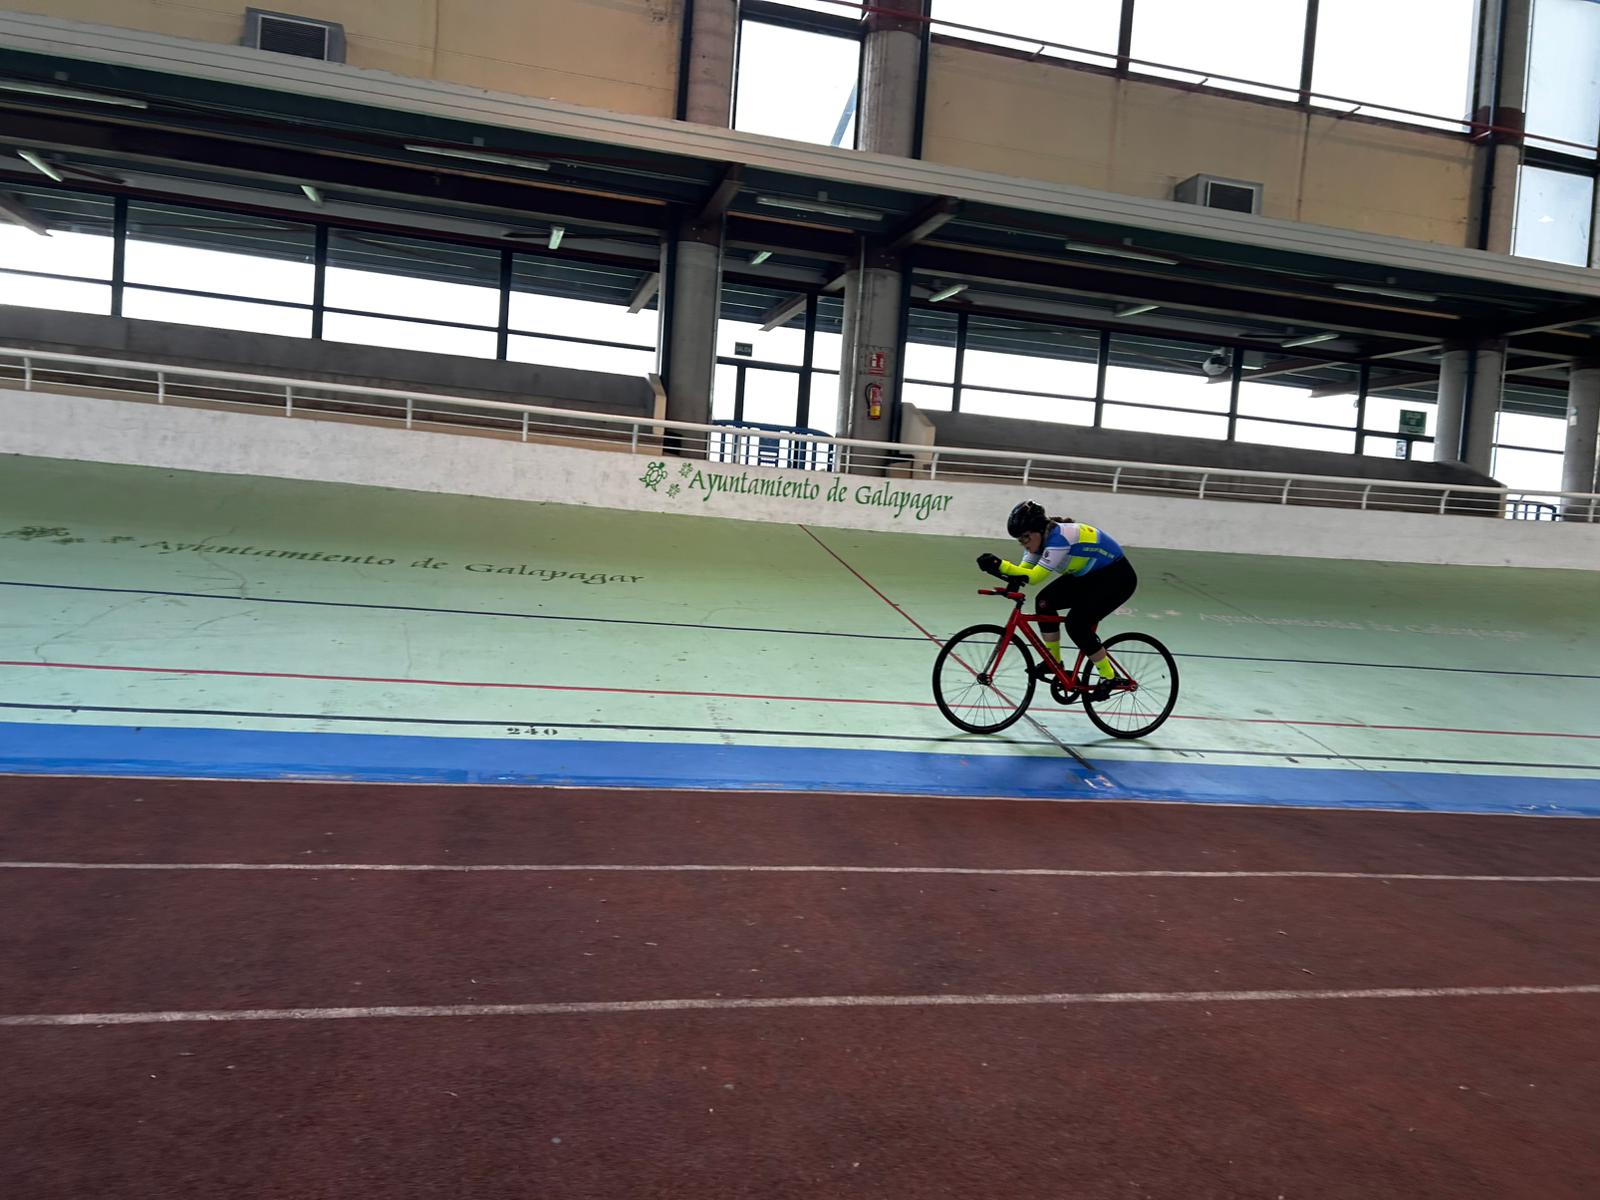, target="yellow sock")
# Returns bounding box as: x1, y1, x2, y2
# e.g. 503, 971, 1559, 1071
1095, 657, 1115, 680
1044, 639, 1060, 663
